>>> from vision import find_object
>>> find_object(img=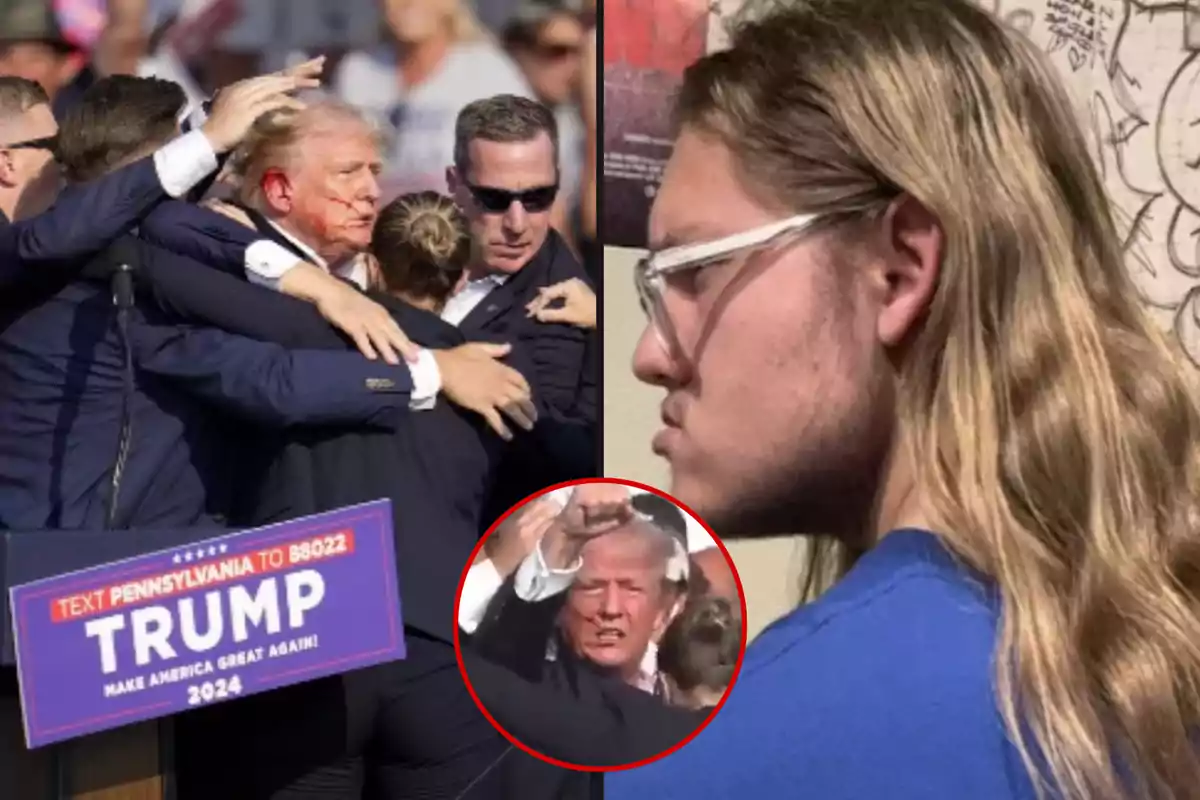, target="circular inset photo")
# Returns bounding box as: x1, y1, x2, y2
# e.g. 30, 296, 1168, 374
453, 478, 747, 772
